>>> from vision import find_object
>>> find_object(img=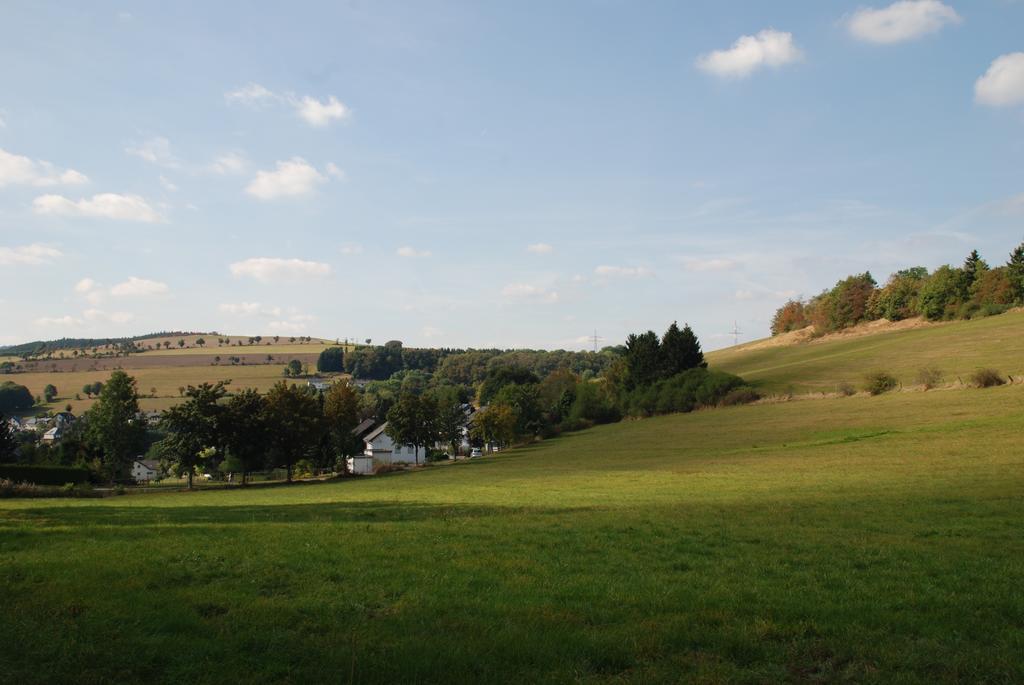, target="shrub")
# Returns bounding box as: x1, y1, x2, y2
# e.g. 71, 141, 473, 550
836, 382, 856, 397
916, 366, 944, 390
720, 387, 761, 406
969, 368, 1006, 388
373, 463, 405, 475
0, 464, 90, 485
864, 371, 898, 396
